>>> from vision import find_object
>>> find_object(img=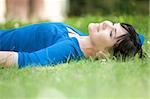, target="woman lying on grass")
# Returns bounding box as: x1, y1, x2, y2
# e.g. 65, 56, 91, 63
0, 20, 144, 68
